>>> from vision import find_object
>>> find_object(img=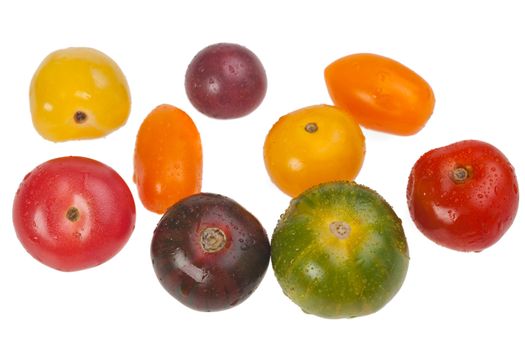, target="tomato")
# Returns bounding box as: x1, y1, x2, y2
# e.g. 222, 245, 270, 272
325, 53, 435, 135
271, 182, 409, 318
30, 47, 131, 141
12, 157, 136, 271
185, 43, 267, 119
264, 105, 365, 197
407, 140, 519, 252
134, 104, 202, 214
151, 193, 270, 311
